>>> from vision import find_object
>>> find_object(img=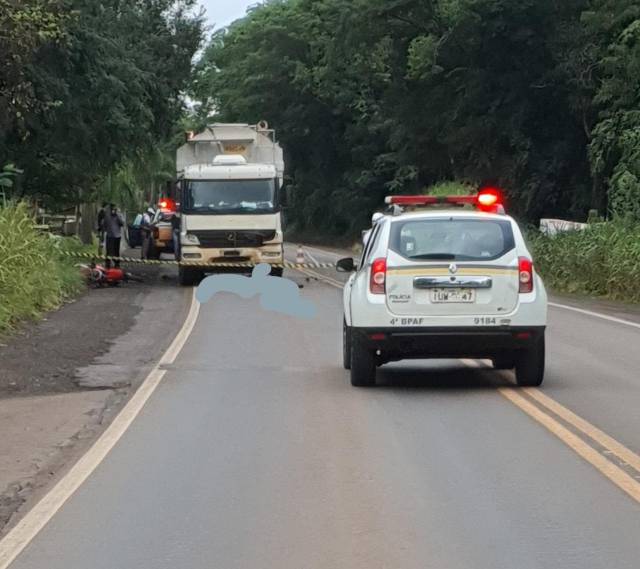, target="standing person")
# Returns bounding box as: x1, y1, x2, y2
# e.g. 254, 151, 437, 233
97, 202, 108, 252
104, 204, 125, 268
141, 207, 156, 260
170, 212, 181, 261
